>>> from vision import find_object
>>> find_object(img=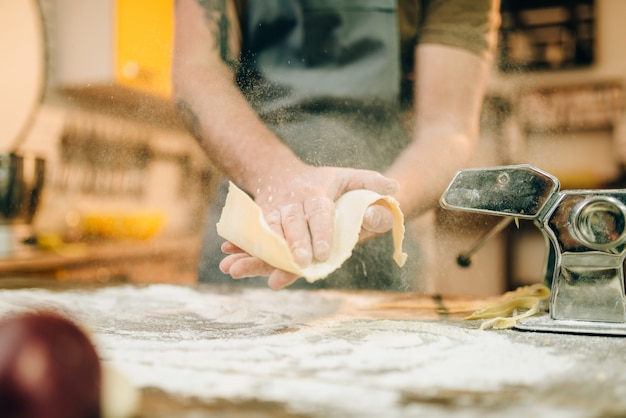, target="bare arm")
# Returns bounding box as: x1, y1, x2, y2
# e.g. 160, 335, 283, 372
172, 0, 301, 192
219, 43, 493, 290
386, 43, 494, 218
172, 0, 399, 289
